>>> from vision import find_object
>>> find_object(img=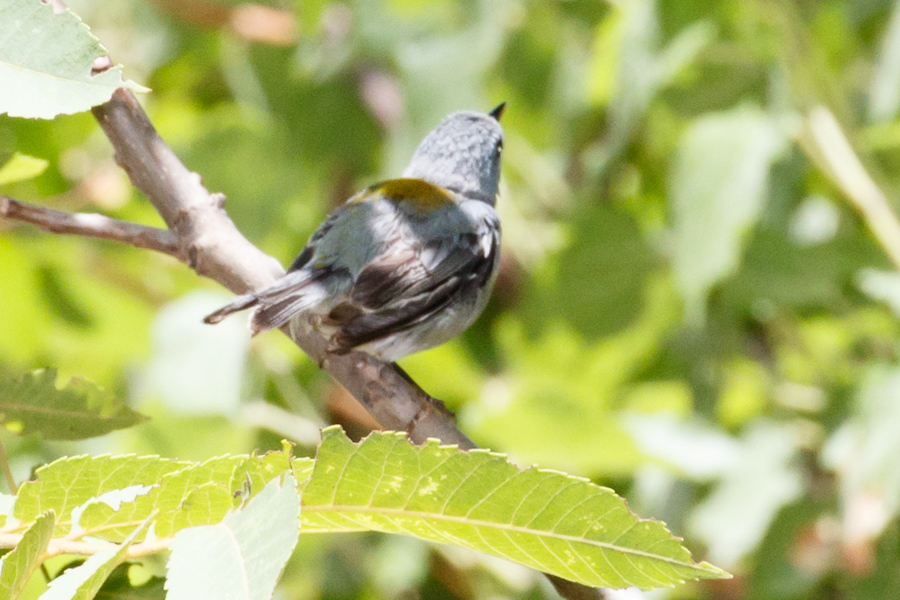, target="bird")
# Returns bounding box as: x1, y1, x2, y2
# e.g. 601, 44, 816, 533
204, 103, 505, 363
